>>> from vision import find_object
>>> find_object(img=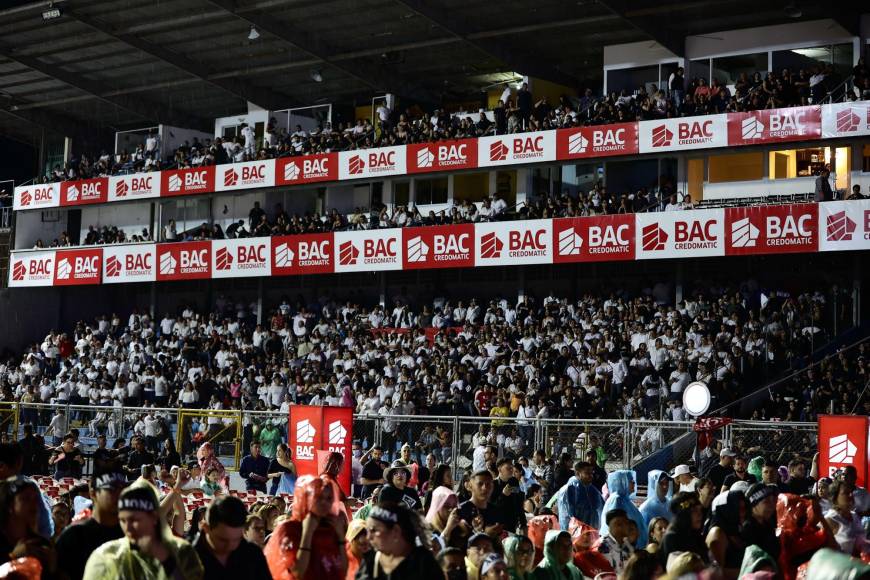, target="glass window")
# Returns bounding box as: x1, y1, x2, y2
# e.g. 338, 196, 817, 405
689, 59, 710, 84
393, 181, 409, 206
414, 177, 448, 205
863, 144, 870, 173
606, 65, 660, 96
711, 53, 768, 86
